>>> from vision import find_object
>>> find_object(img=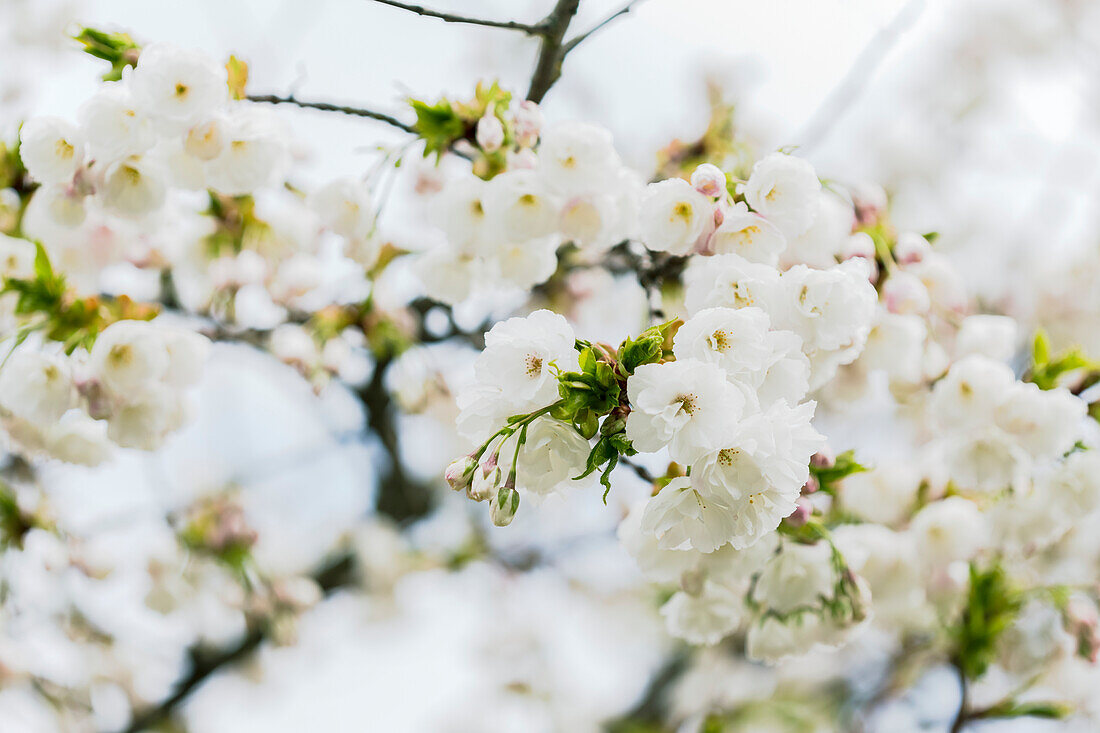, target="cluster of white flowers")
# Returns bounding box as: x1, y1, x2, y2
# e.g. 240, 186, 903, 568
19, 42, 285, 223
416, 119, 642, 303
0, 319, 209, 464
